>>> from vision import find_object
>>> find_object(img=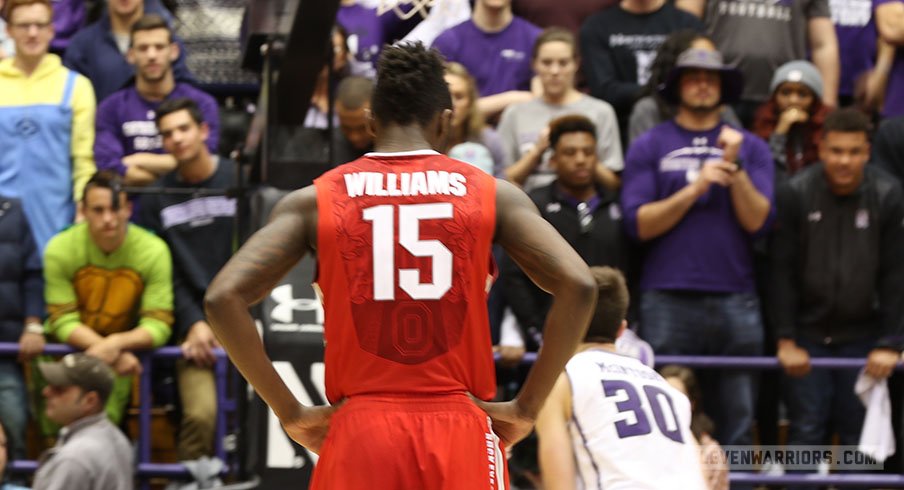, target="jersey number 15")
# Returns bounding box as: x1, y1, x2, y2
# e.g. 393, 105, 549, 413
363, 203, 454, 301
